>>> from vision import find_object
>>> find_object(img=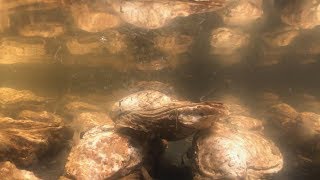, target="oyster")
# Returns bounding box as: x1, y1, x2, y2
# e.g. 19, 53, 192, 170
0, 37, 48, 64
154, 32, 193, 55
0, 116, 71, 166
71, 111, 114, 144
70, 3, 121, 32
66, 31, 127, 55
191, 122, 283, 179
293, 94, 320, 113
265, 103, 299, 135
210, 94, 251, 116
221, 115, 264, 131
254, 91, 282, 115
110, 90, 229, 140
265, 103, 299, 132
0, 0, 62, 12
17, 110, 62, 123
107, 0, 232, 29
0, 161, 40, 180
210, 27, 250, 55
218, 0, 263, 26
281, 0, 320, 29
262, 26, 300, 47
0, 87, 48, 114
295, 112, 320, 143
129, 81, 176, 96
135, 58, 171, 71
65, 125, 143, 179
18, 23, 65, 38
64, 101, 102, 117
